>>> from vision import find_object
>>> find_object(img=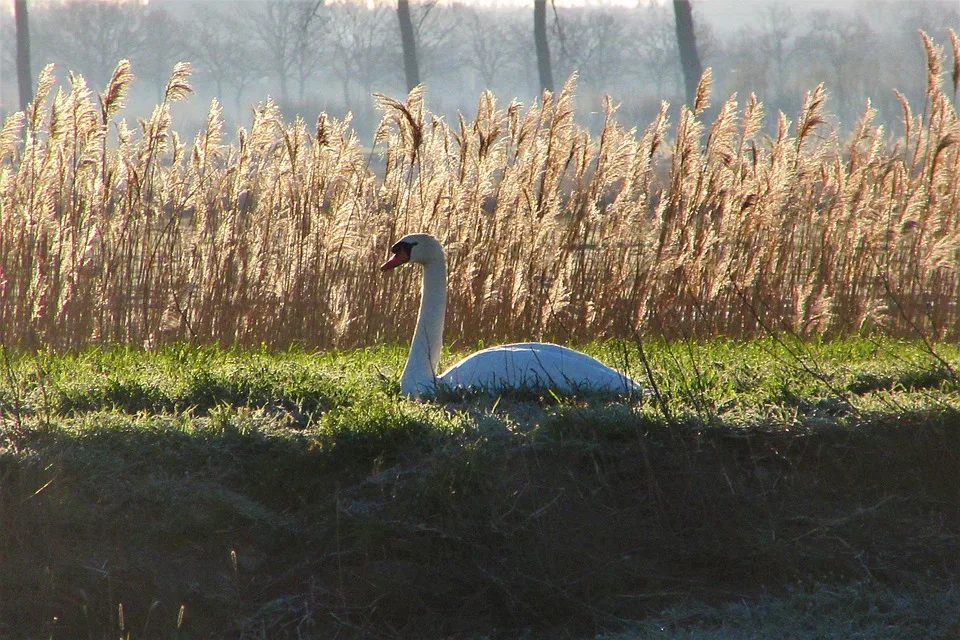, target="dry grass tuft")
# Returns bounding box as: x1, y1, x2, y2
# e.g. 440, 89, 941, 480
948, 28, 960, 100
1, 38, 959, 351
